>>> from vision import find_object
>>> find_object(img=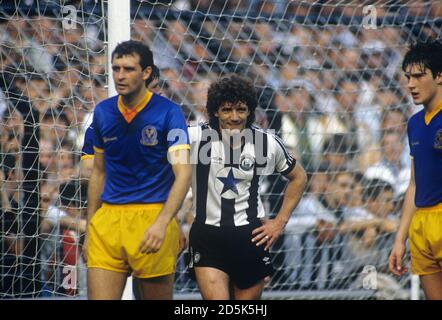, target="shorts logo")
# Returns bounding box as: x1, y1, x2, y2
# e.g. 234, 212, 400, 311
141, 125, 158, 146
194, 252, 201, 264
262, 256, 271, 265
434, 129, 442, 149
240, 154, 255, 171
